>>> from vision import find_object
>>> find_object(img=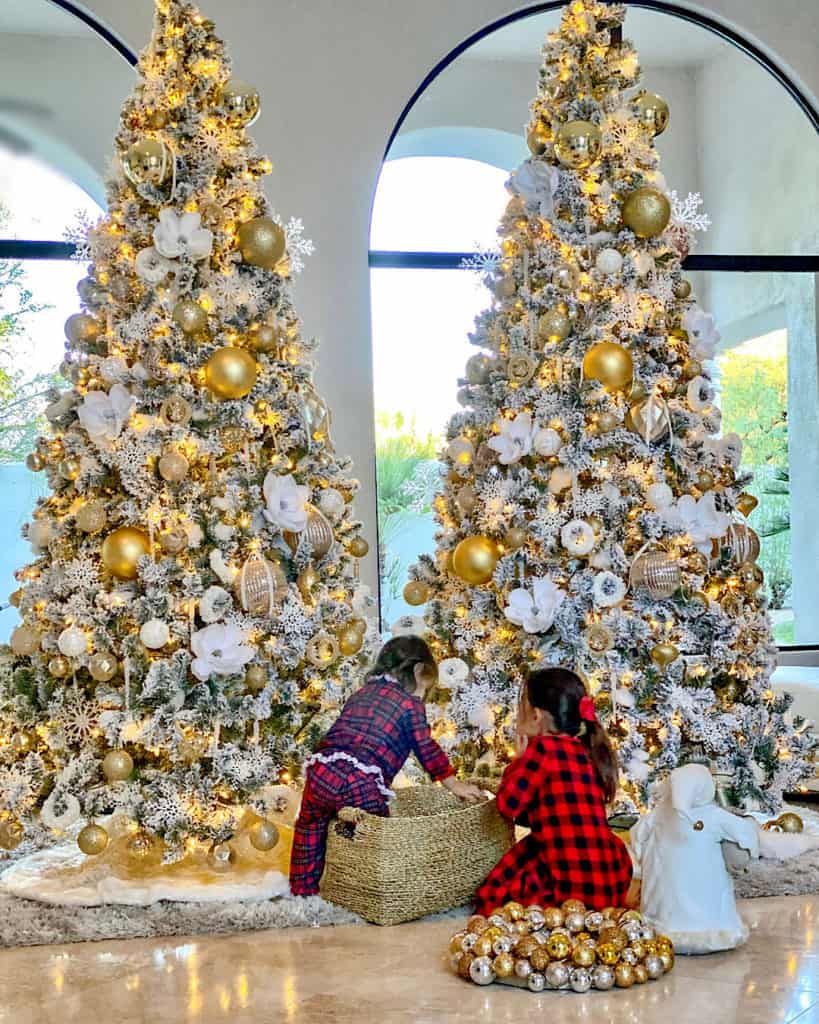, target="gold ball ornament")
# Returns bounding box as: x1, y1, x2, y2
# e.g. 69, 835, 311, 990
538, 308, 572, 344
494, 952, 515, 978
10, 625, 40, 656
552, 263, 580, 292
77, 823, 109, 856
583, 342, 633, 391
64, 313, 100, 347
466, 354, 492, 385
697, 470, 715, 492
736, 493, 759, 517
284, 506, 334, 558
172, 299, 208, 335
0, 817, 24, 851
101, 526, 151, 580
245, 664, 268, 693
674, 279, 693, 300
651, 643, 679, 668
738, 562, 764, 594
158, 450, 189, 483
546, 933, 572, 960
76, 500, 107, 534
348, 536, 370, 558
634, 92, 670, 136
249, 818, 280, 851
59, 456, 82, 481
507, 353, 537, 385
777, 812, 804, 834
631, 550, 682, 599
306, 634, 340, 668
554, 120, 602, 169
622, 188, 671, 238
573, 944, 596, 968
526, 121, 552, 156
452, 536, 499, 585
127, 829, 163, 866
160, 395, 192, 426
238, 217, 286, 269
122, 138, 172, 188
248, 322, 281, 353
615, 963, 635, 988
297, 566, 319, 601
26, 451, 46, 472
337, 624, 364, 657
89, 651, 118, 682
204, 347, 257, 400
403, 580, 430, 606
217, 78, 261, 128
48, 656, 71, 679
103, 749, 134, 782
503, 528, 527, 551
